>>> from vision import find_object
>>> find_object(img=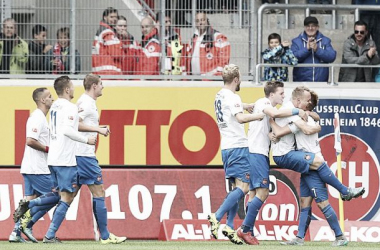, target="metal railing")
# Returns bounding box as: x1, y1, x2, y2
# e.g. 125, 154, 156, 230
255, 63, 380, 85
